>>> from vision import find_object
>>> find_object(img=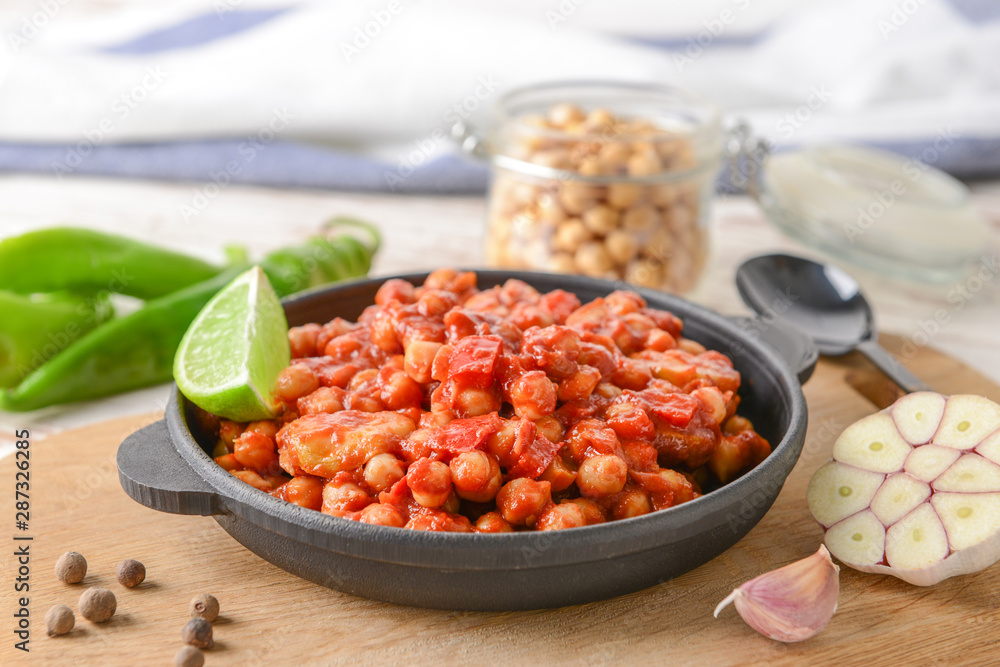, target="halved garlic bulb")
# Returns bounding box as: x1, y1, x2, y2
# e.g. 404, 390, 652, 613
808, 392, 1000, 586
